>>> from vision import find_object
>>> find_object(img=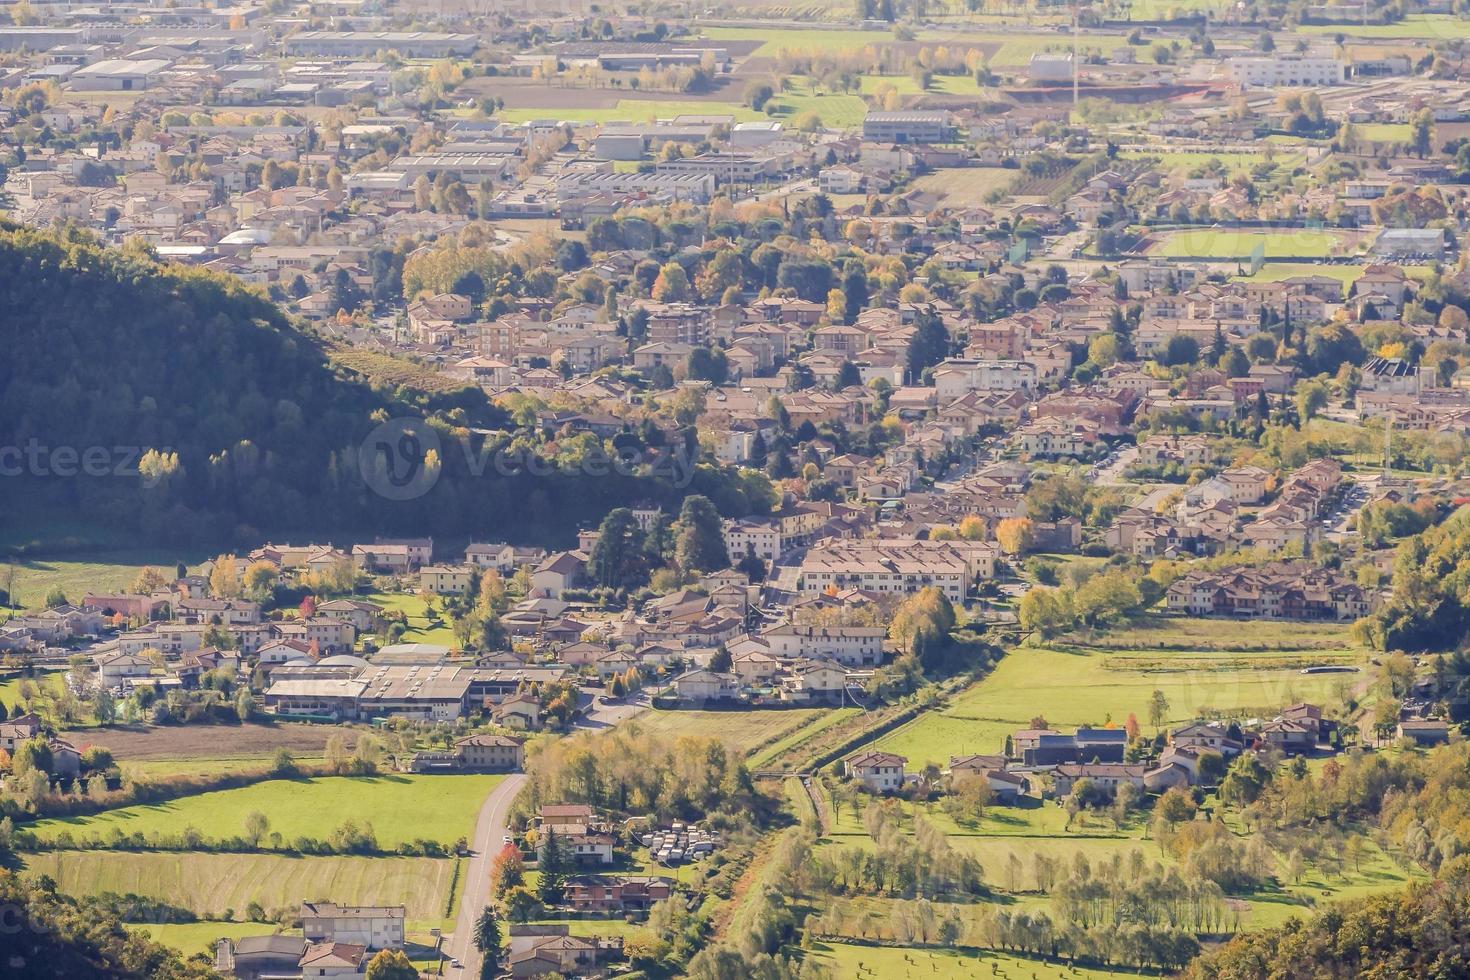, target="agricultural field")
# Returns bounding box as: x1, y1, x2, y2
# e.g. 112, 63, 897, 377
766, 82, 870, 129
22, 851, 460, 929
749, 707, 862, 769
806, 939, 1139, 978
638, 706, 839, 756
863, 618, 1365, 768
0, 552, 195, 612
701, 26, 902, 56
1150, 228, 1349, 260
910, 167, 1017, 206
1295, 13, 1470, 38
1125, 0, 1232, 18
1355, 123, 1412, 144
26, 774, 500, 848
1119, 149, 1304, 174
495, 100, 762, 125
59, 721, 360, 767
